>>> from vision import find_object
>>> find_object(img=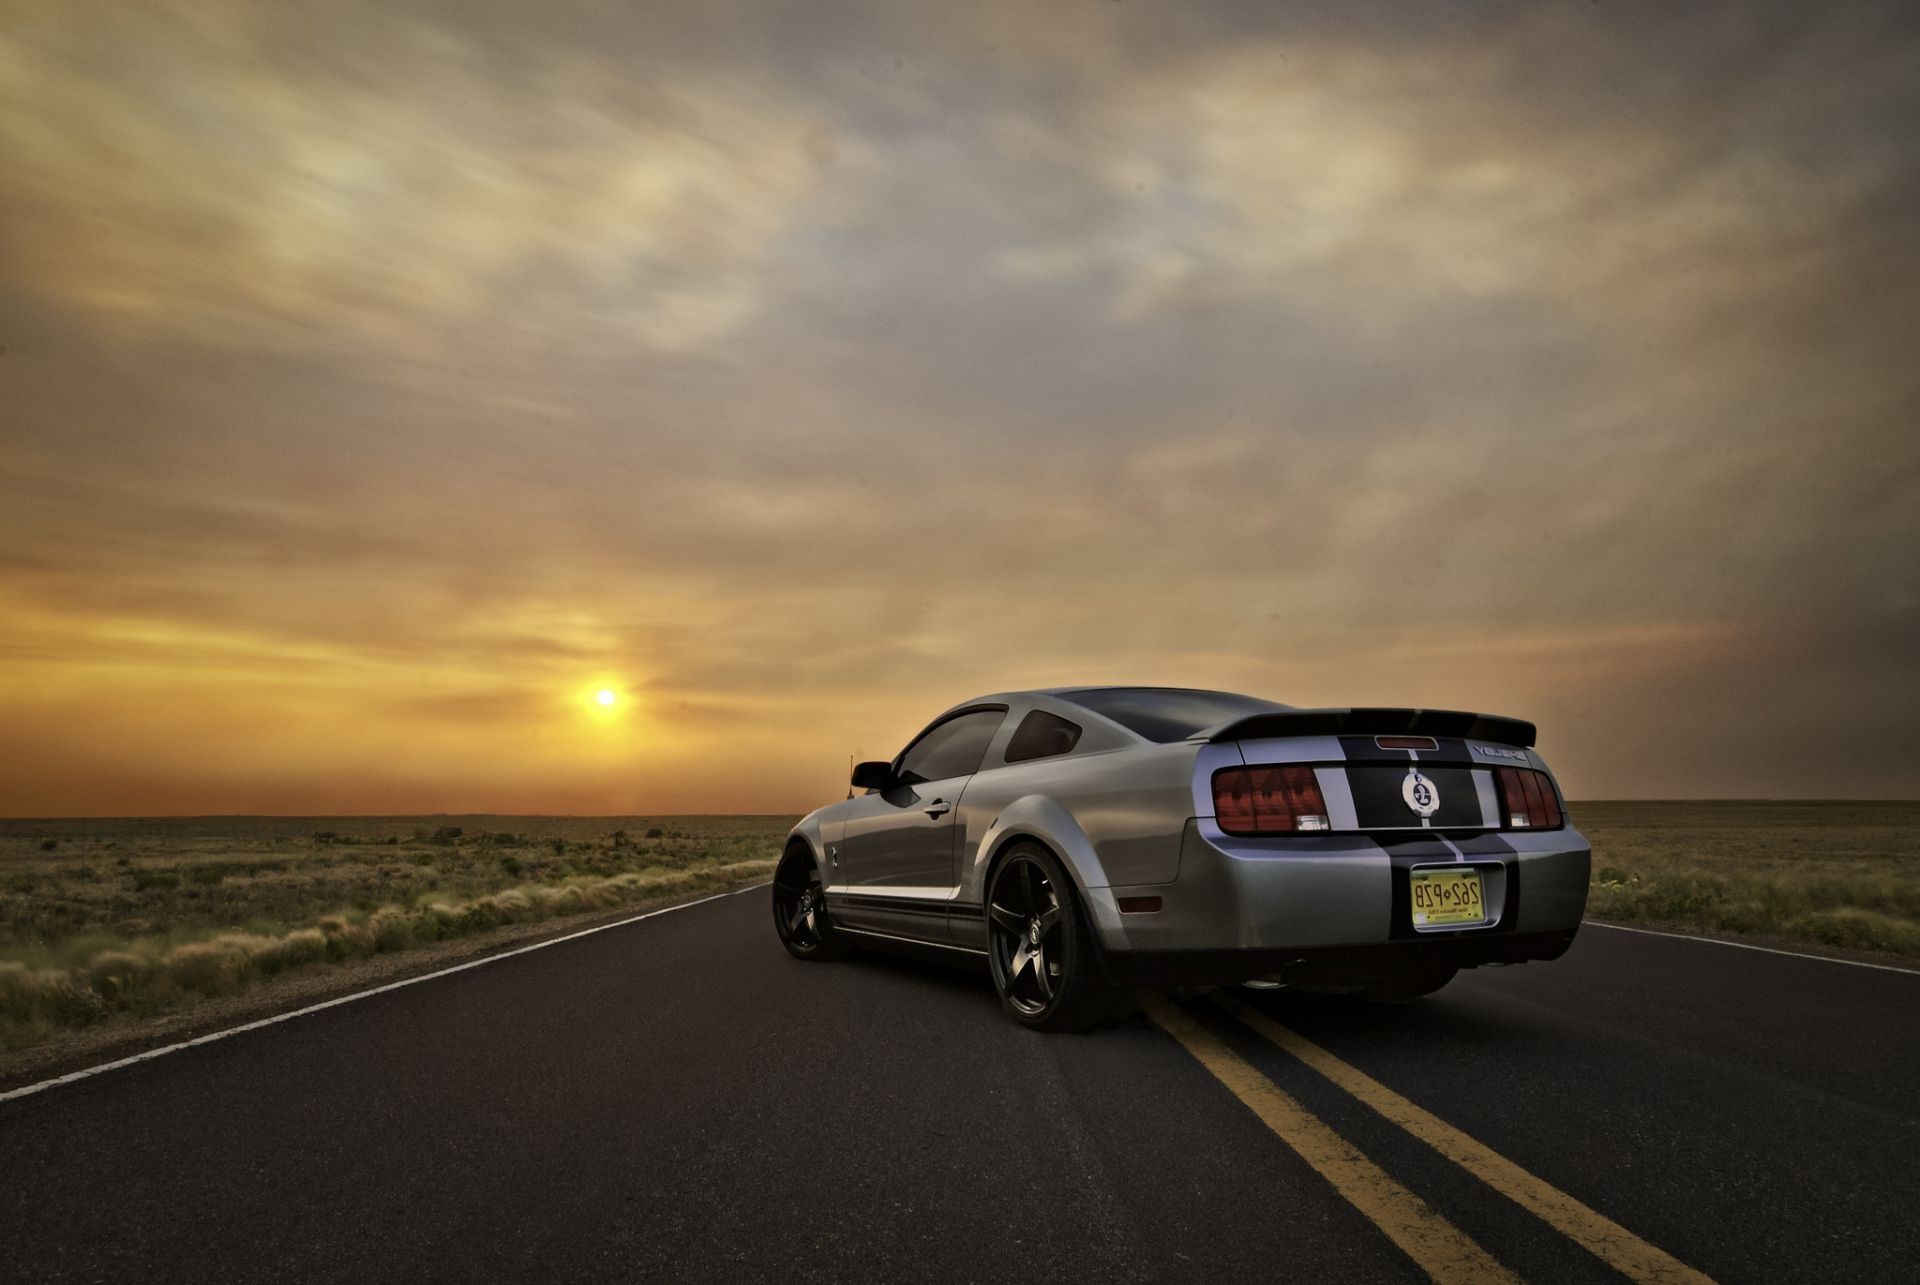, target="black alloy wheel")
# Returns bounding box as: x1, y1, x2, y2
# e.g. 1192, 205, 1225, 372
773, 846, 850, 961
985, 843, 1121, 1031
